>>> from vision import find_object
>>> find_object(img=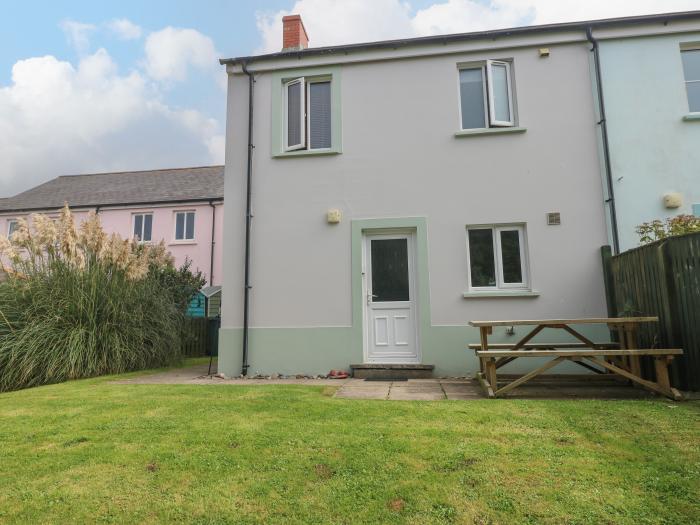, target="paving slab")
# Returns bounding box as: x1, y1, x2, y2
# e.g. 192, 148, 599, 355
334, 388, 389, 399
445, 393, 484, 400
389, 389, 445, 401
441, 382, 478, 393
